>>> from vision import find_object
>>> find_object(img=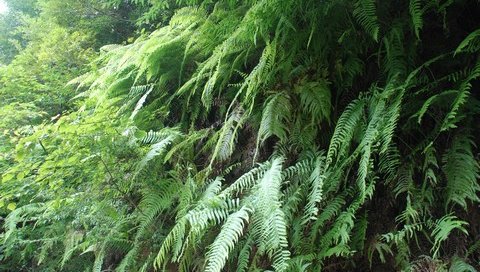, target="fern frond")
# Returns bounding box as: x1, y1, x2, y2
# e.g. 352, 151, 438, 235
449, 256, 477, 272
135, 133, 179, 176
297, 80, 331, 123
442, 134, 480, 210
368, 237, 393, 266
137, 181, 178, 237
3, 203, 45, 242
431, 215, 468, 258
281, 158, 315, 181
326, 98, 365, 166
257, 92, 291, 145
251, 157, 290, 271
220, 162, 269, 197
154, 217, 188, 269
93, 248, 105, 272
60, 230, 84, 268
236, 236, 254, 272
409, 0, 423, 38
353, 0, 381, 41
205, 206, 252, 272
414, 90, 457, 124
130, 85, 154, 120
210, 107, 244, 164
440, 88, 470, 132
310, 193, 347, 241
441, 60, 479, 131
303, 157, 326, 223
455, 28, 480, 55
381, 223, 423, 245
